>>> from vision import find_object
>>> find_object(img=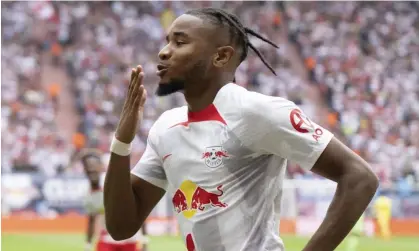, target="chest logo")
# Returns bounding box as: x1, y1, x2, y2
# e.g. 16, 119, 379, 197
172, 180, 227, 219
201, 146, 229, 168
